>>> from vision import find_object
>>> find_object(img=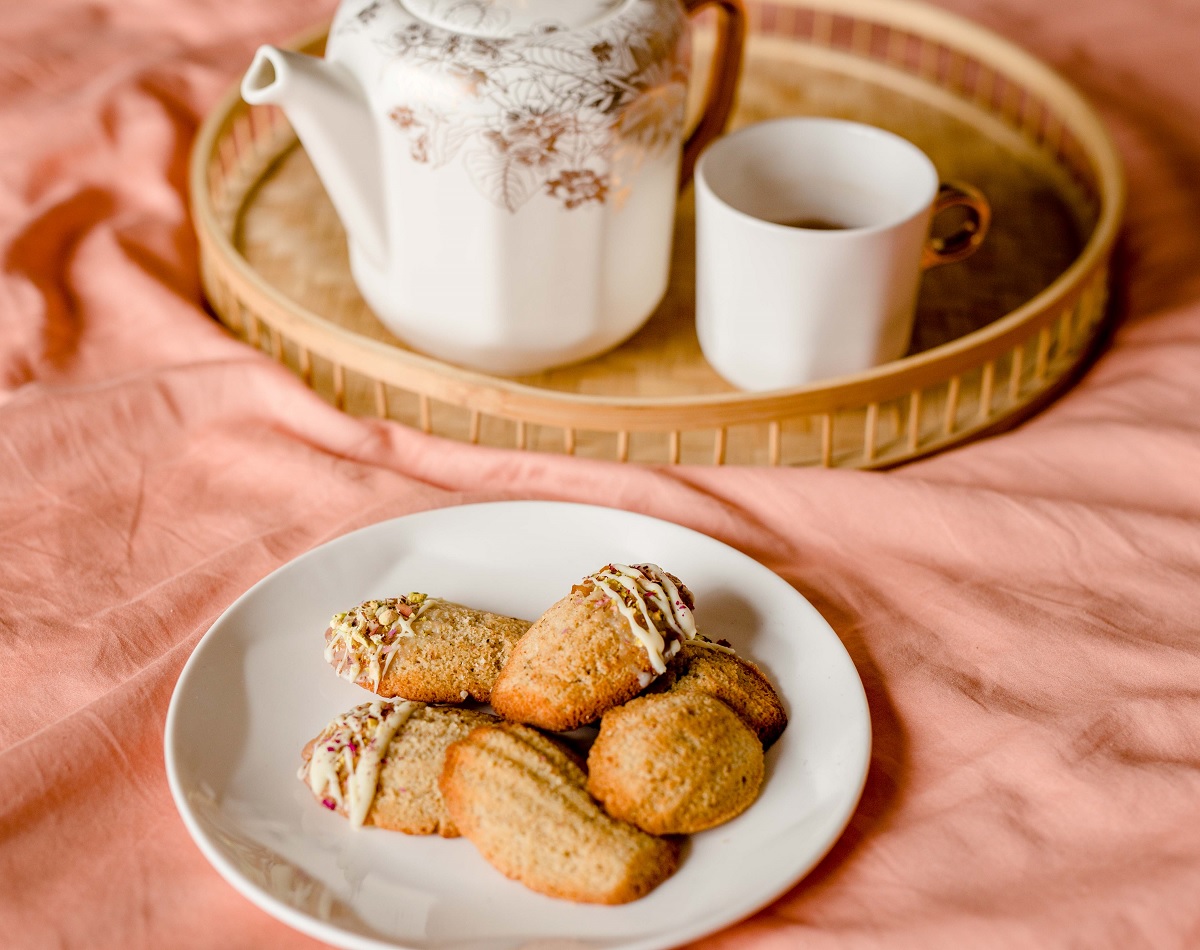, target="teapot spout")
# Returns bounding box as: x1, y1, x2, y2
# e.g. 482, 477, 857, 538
242, 46, 387, 266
